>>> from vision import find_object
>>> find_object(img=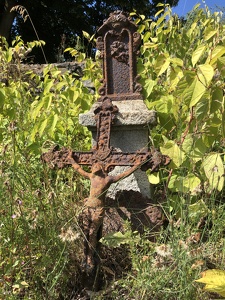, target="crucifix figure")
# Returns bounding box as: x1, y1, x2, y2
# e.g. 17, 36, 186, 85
41, 11, 170, 286
67, 151, 143, 271
41, 97, 168, 274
